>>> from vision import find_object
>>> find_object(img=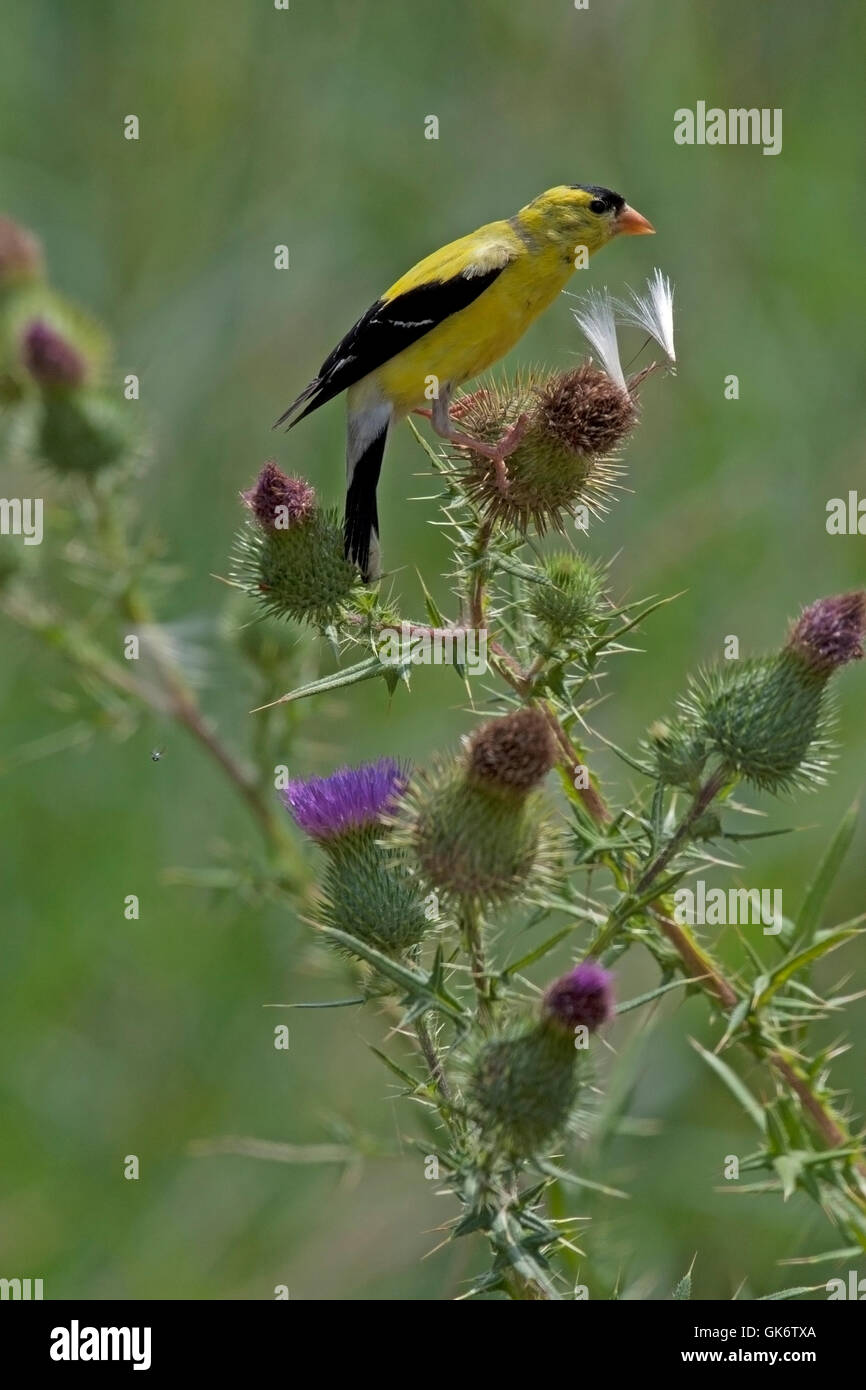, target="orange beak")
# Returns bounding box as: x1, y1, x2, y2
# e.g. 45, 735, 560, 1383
614, 204, 655, 237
